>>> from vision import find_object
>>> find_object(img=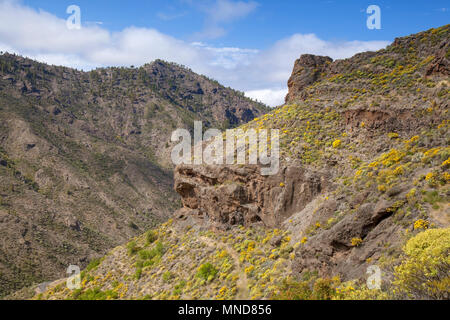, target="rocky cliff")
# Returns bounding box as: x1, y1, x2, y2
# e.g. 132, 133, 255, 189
174, 164, 329, 228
